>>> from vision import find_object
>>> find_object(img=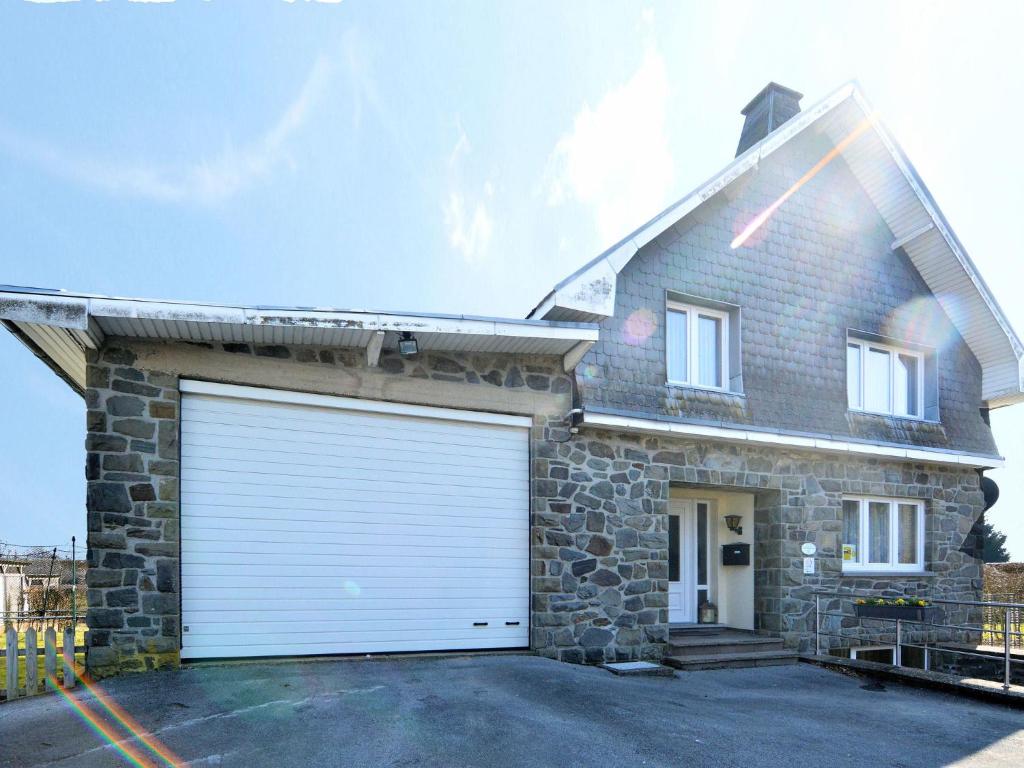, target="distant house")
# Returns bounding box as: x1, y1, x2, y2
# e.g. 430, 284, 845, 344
1, 555, 77, 618
1, 81, 1021, 677
0, 559, 31, 616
